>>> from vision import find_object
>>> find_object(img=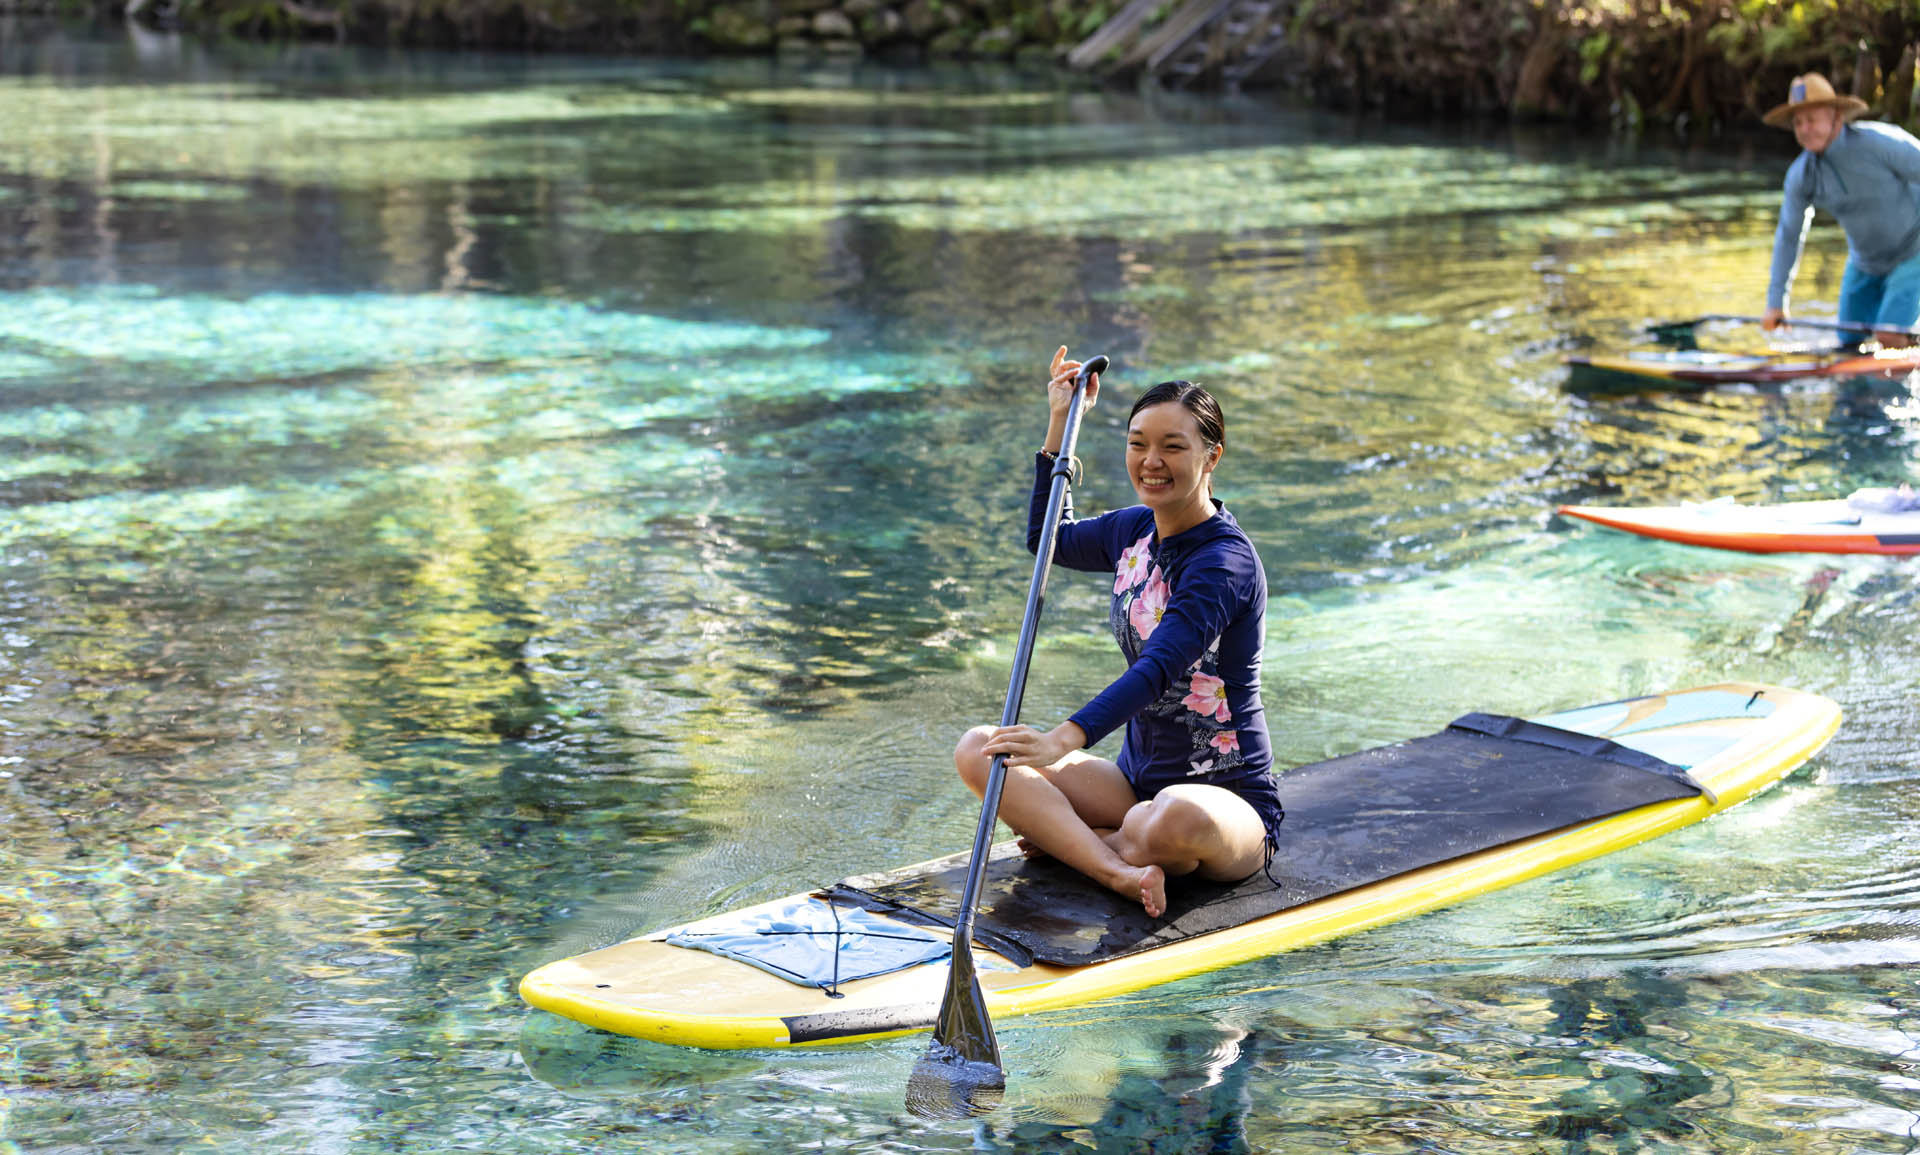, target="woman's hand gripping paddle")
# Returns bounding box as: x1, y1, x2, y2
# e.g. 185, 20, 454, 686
905, 353, 1108, 1120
